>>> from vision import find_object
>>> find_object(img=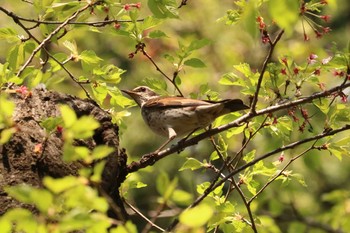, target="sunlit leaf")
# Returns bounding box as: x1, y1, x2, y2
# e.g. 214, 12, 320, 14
148, 0, 179, 19
184, 58, 206, 68
179, 203, 214, 227
179, 158, 204, 171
